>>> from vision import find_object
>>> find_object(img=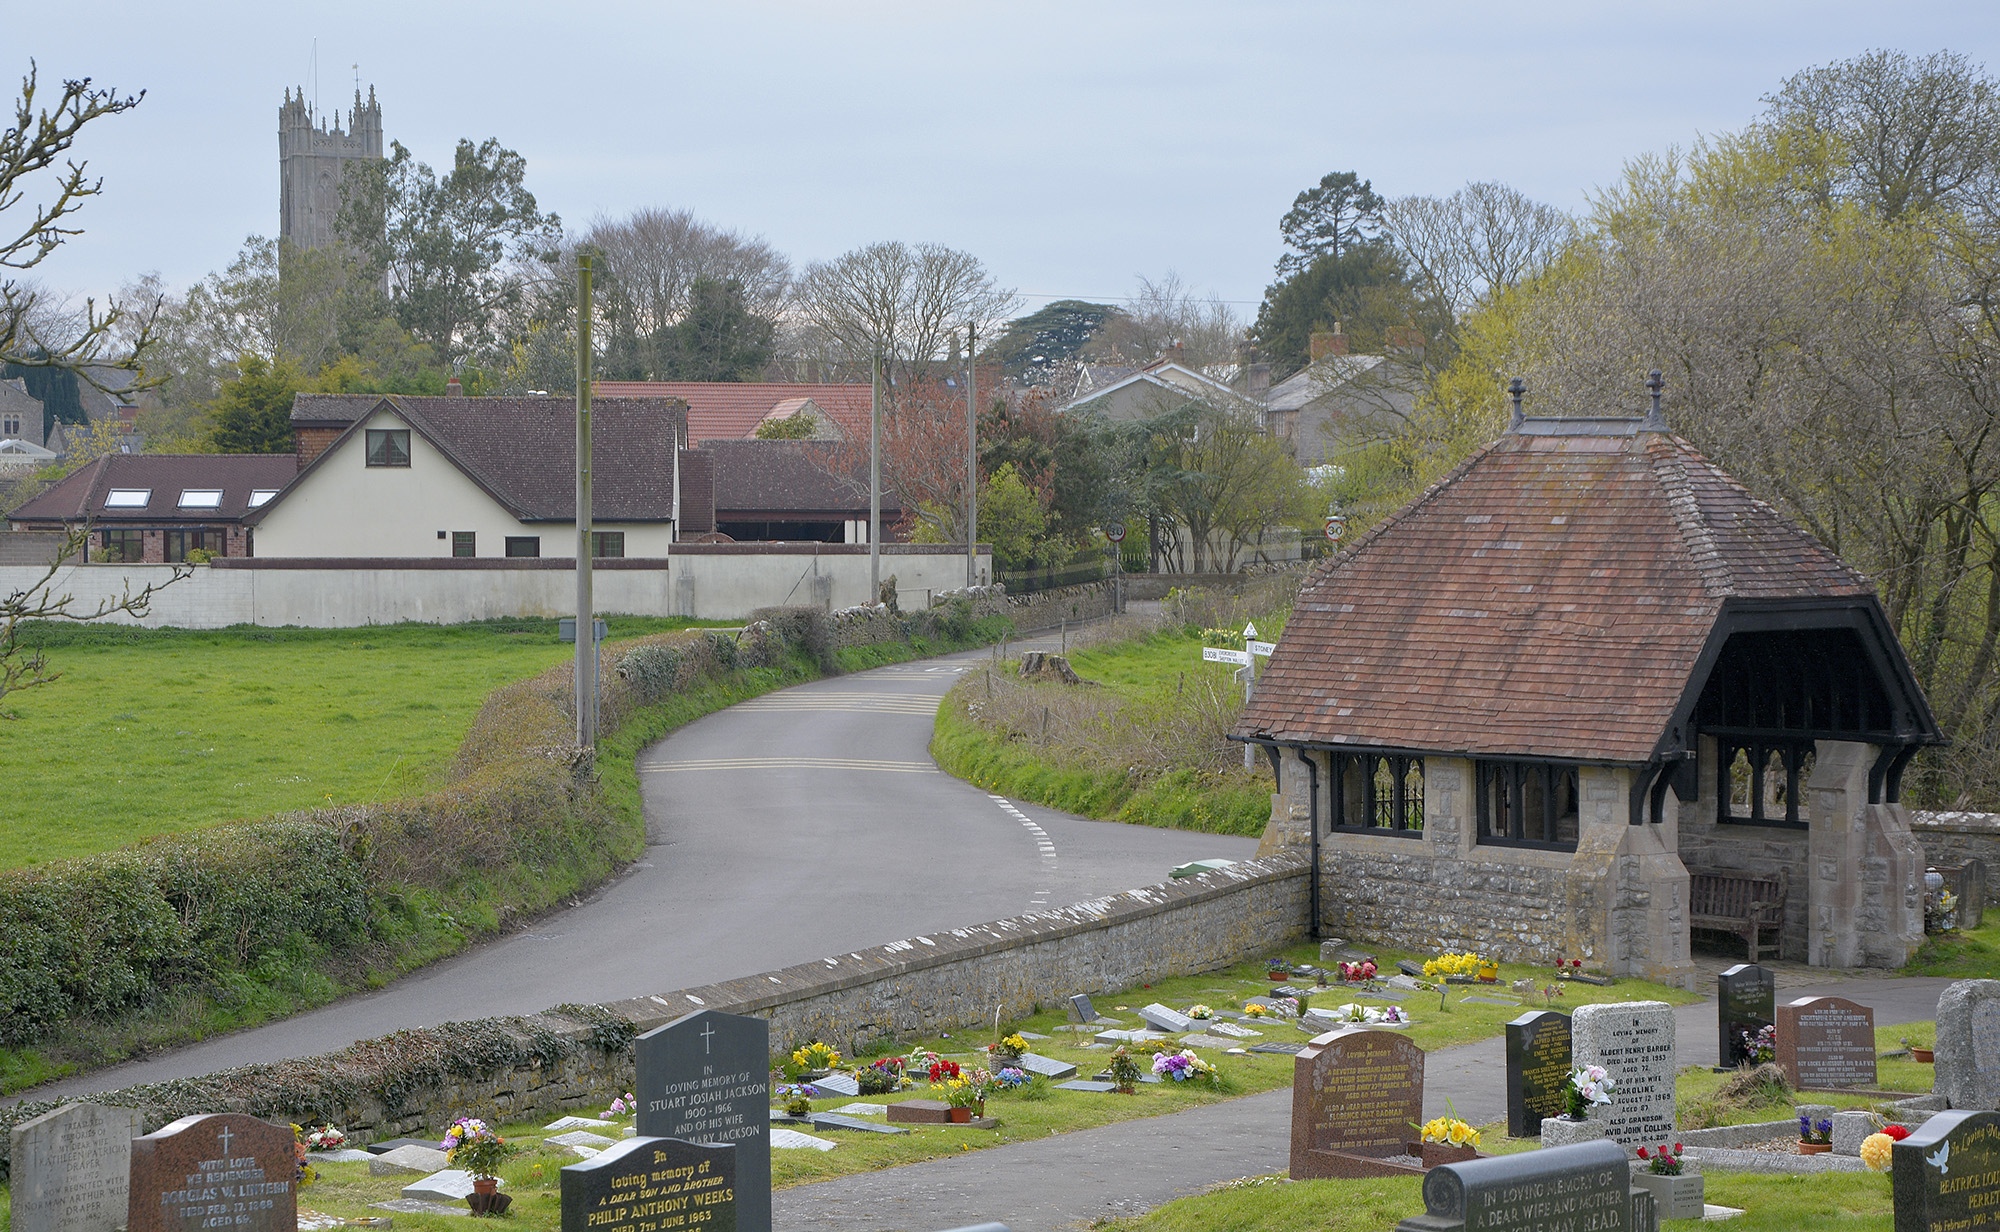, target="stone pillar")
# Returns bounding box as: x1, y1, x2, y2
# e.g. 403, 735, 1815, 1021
1255, 747, 1313, 858
1582, 766, 1696, 990
1808, 741, 1926, 968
